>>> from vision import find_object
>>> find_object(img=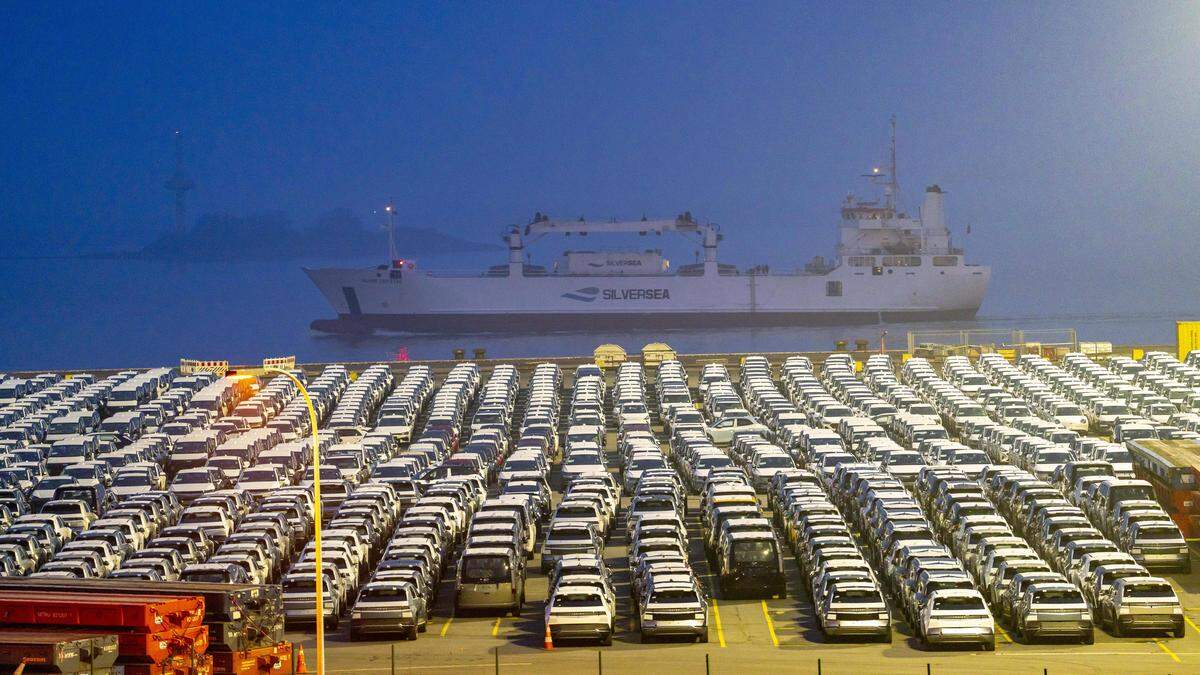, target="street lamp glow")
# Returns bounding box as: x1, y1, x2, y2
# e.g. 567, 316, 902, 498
265, 367, 326, 675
